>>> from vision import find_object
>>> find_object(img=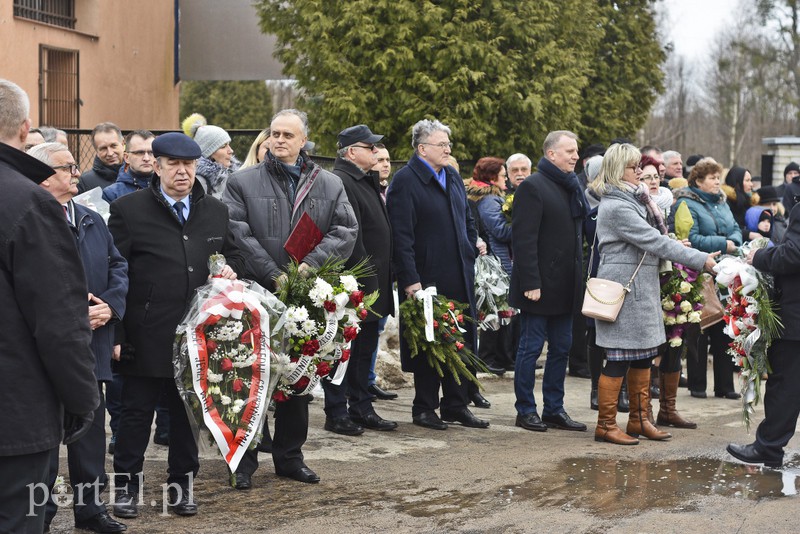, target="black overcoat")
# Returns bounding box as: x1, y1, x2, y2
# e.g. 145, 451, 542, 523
109, 178, 244, 378
0, 143, 99, 455
386, 154, 478, 371
333, 158, 393, 320
510, 170, 582, 315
